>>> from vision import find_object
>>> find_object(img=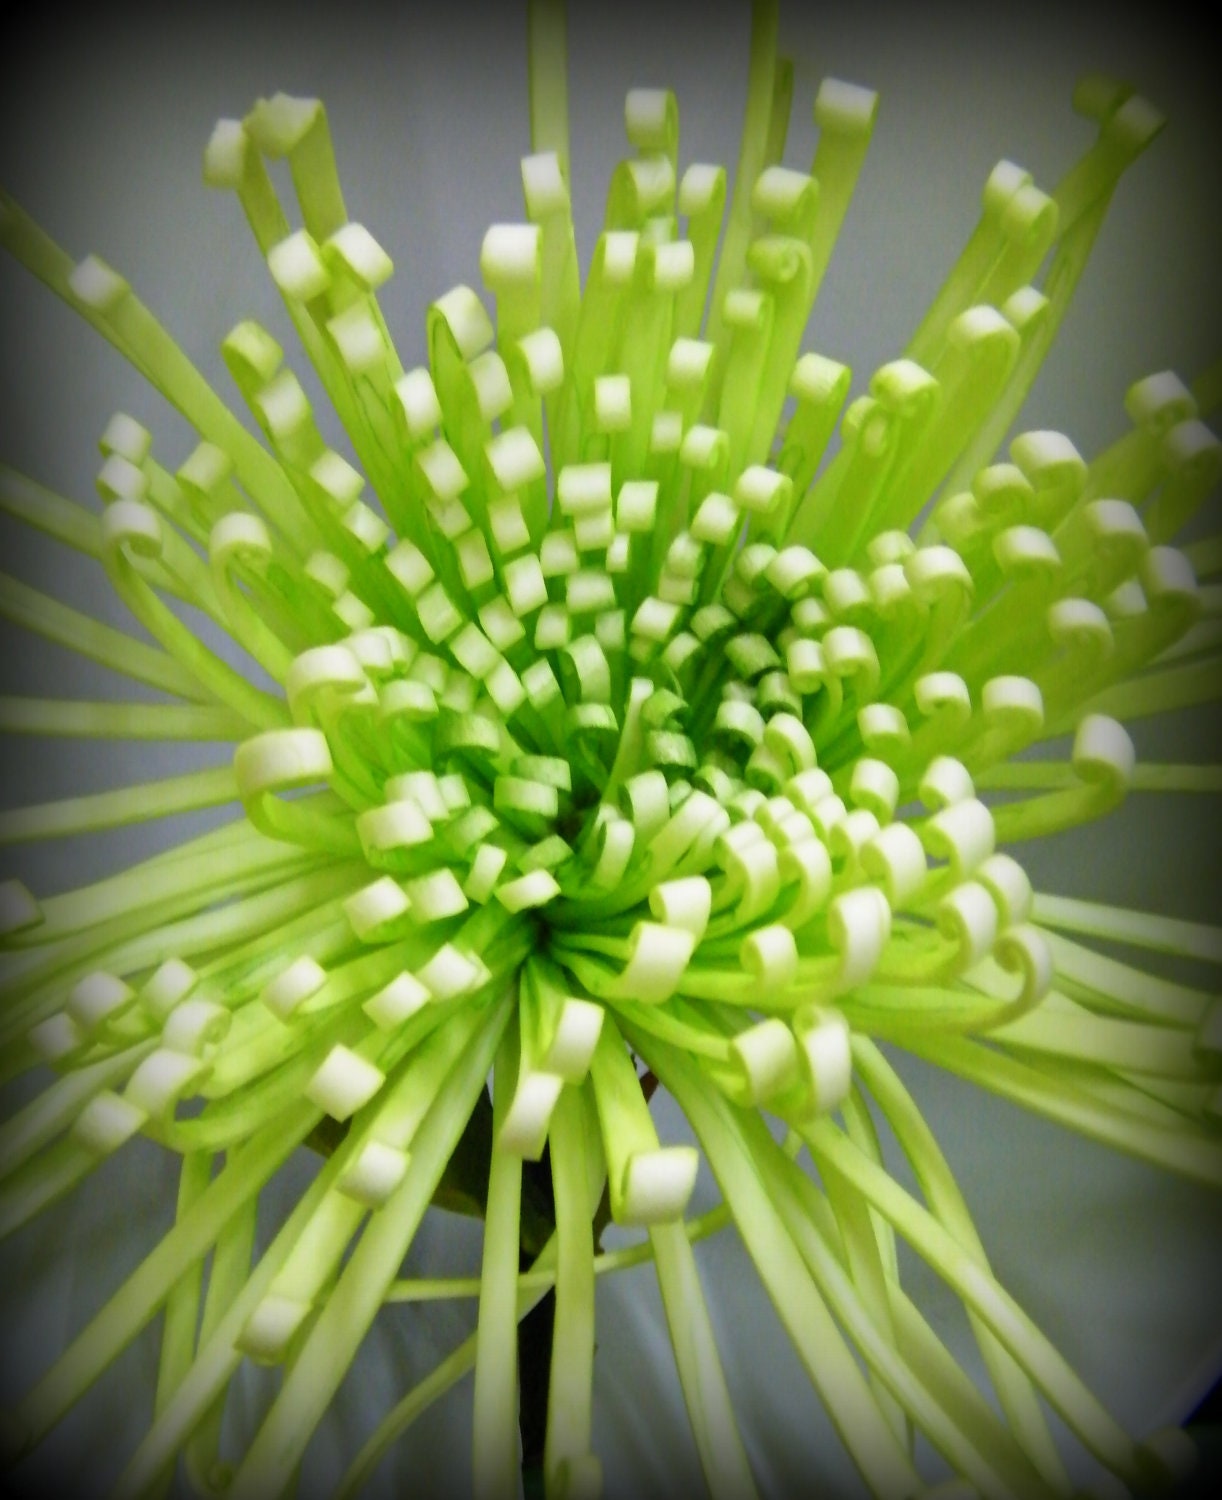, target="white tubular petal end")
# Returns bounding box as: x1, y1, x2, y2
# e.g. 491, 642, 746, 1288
607, 922, 696, 1004
68, 255, 128, 311
417, 944, 485, 1001
305, 1045, 386, 1122
268, 229, 331, 302
1072, 714, 1136, 790
919, 756, 975, 810
861, 823, 926, 908
364, 972, 432, 1031
619, 1146, 699, 1226
731, 1018, 800, 1106
161, 998, 230, 1057
72, 1091, 147, 1156
343, 877, 412, 942
203, 118, 248, 187
0, 879, 42, 936
495, 869, 561, 913
976, 854, 1033, 928
464, 843, 509, 904
648, 876, 712, 940
67, 972, 135, 1032
234, 728, 332, 798
828, 886, 891, 990
261, 956, 327, 1021
337, 1141, 411, 1209
793, 1007, 853, 1116
498, 1071, 564, 1161
238, 1295, 312, 1365
740, 923, 799, 994
124, 1050, 206, 1118
29, 1014, 85, 1063
543, 998, 605, 1083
